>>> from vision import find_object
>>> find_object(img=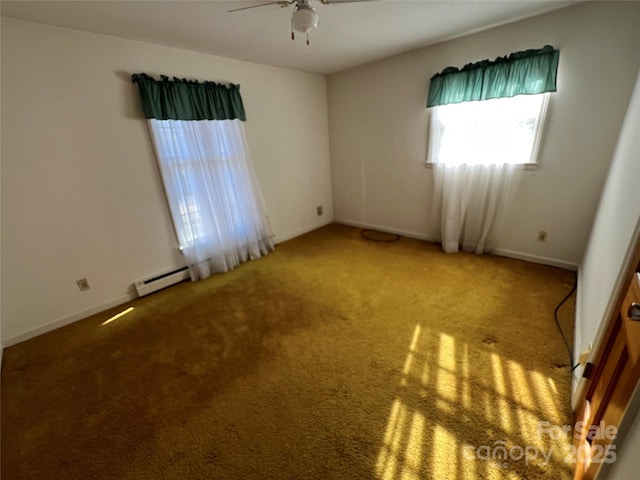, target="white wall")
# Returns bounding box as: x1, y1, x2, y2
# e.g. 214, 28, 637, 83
327, 1, 640, 268
575, 66, 640, 393
0, 18, 333, 344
